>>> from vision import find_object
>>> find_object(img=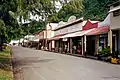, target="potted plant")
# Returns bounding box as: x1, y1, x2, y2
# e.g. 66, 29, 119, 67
98, 47, 110, 61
